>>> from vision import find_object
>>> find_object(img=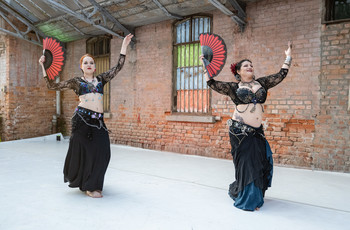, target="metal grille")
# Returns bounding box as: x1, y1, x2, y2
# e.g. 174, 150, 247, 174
86, 36, 111, 112
173, 16, 212, 113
